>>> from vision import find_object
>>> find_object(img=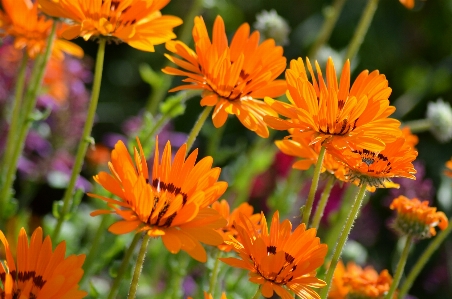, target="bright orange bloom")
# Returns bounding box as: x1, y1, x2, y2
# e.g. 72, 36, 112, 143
390, 195, 448, 239
221, 211, 327, 299
399, 0, 415, 9
0, 227, 87, 299
445, 158, 452, 178
264, 57, 401, 152
38, 0, 182, 52
1, 0, 83, 59
211, 200, 261, 252
188, 291, 227, 299
329, 137, 417, 190
89, 137, 228, 262
163, 15, 287, 137
401, 127, 418, 150
328, 261, 394, 299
